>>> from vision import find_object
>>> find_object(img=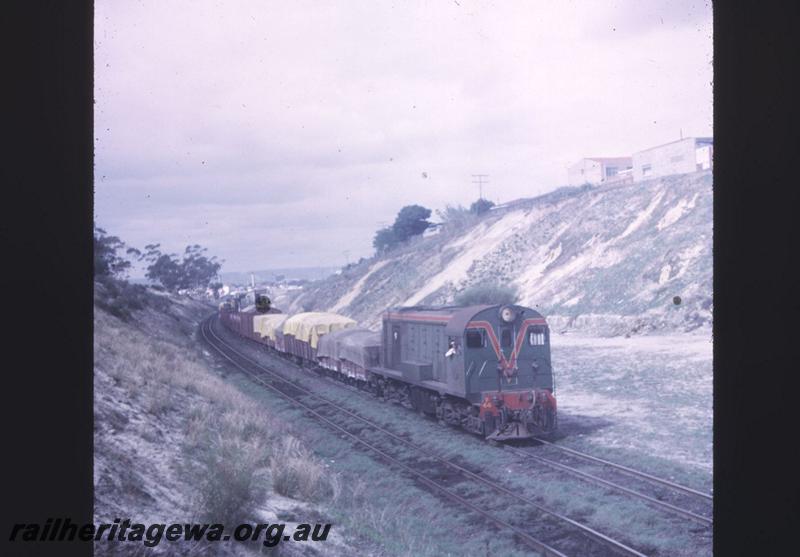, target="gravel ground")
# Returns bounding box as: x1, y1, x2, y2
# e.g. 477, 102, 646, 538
550, 331, 713, 492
